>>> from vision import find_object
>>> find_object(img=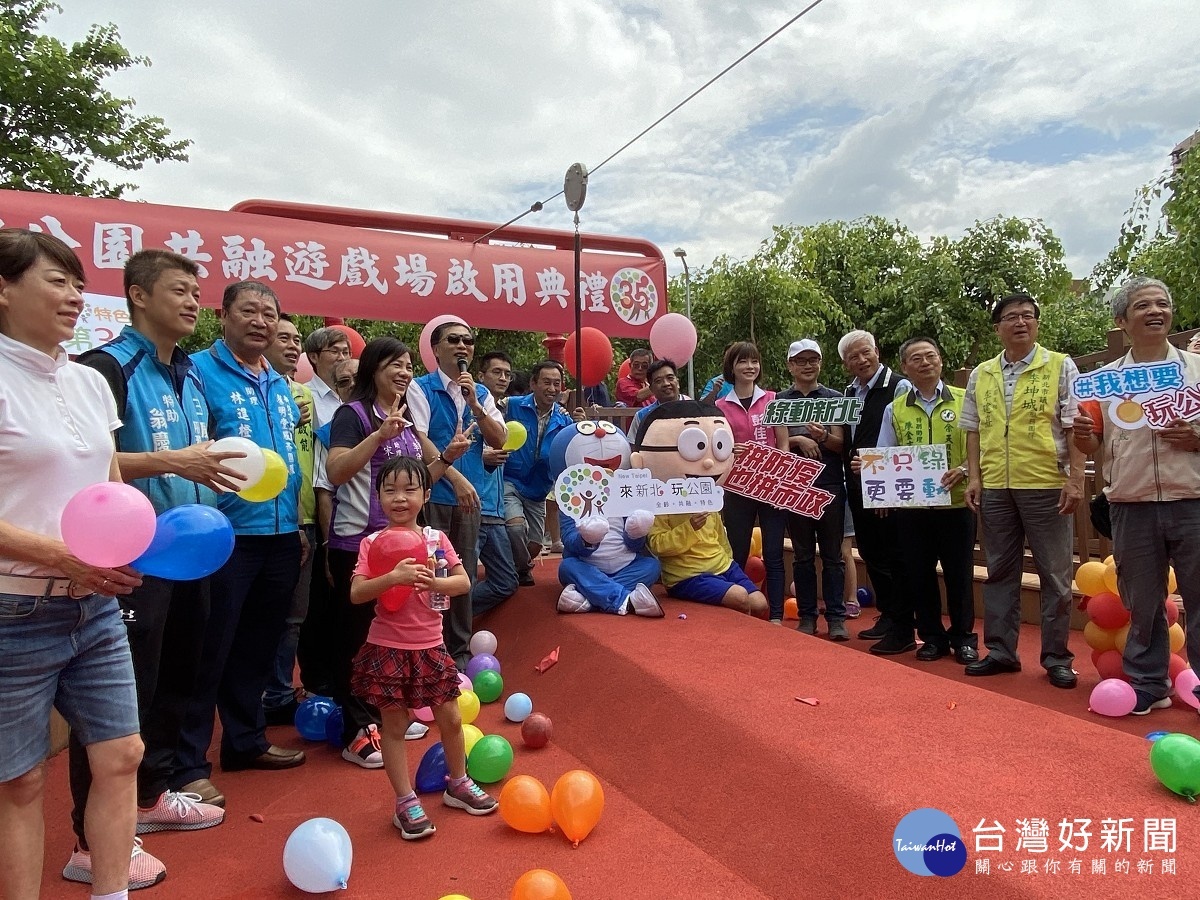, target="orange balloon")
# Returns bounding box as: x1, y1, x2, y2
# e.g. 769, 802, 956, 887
783, 597, 799, 620
749, 526, 763, 559
550, 770, 605, 847
1074, 561, 1107, 597
1168, 567, 1178, 594
1083, 621, 1117, 652
499, 775, 553, 834
512, 869, 571, 900
1102, 562, 1119, 595
1169, 622, 1186, 655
